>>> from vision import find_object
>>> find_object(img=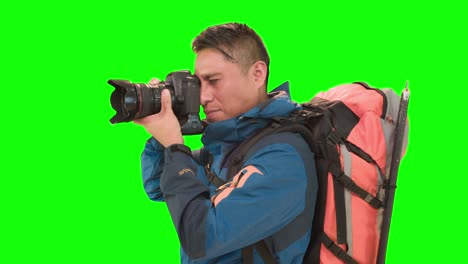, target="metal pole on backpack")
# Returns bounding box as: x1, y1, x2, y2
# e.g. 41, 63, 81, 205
376, 82, 410, 264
